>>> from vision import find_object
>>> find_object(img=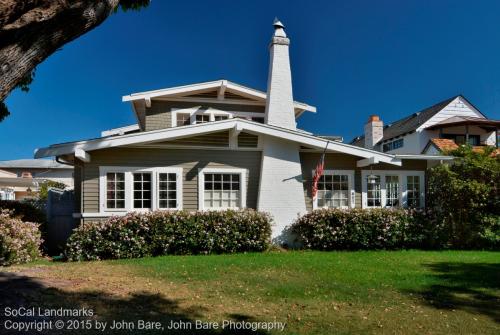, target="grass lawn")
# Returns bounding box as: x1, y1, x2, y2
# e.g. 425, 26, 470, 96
1, 251, 499, 334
